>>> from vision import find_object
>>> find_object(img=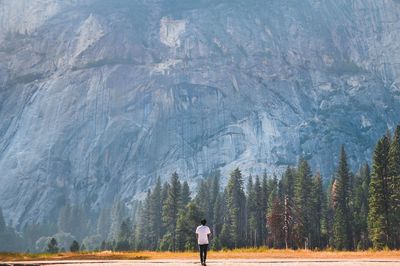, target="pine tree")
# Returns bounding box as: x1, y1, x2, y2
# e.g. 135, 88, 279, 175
70, 240, 80, 252
267, 194, 284, 248
162, 172, 181, 251
176, 202, 204, 251
253, 176, 264, 247
209, 173, 220, 227
212, 191, 225, 249
326, 176, 336, 248
388, 125, 400, 248
261, 172, 269, 245
353, 163, 371, 249
282, 167, 295, 200
160, 181, 170, 238
368, 135, 391, 249
246, 176, 264, 247
47, 238, 59, 253
246, 176, 256, 246
219, 222, 232, 249
181, 181, 191, 208
310, 172, 324, 249
116, 218, 132, 251
149, 177, 163, 250
293, 157, 312, 248
226, 168, 246, 248
136, 190, 151, 250
281, 165, 296, 248
219, 190, 233, 249
332, 145, 353, 250
195, 180, 211, 222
